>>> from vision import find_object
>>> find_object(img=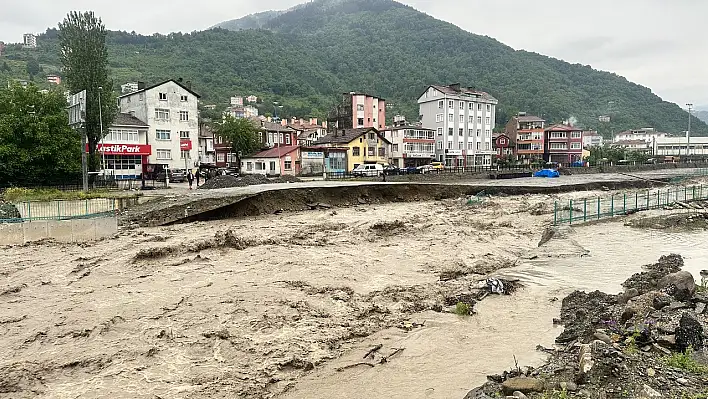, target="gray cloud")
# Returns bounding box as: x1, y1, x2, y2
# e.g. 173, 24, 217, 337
1, 0, 706, 106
